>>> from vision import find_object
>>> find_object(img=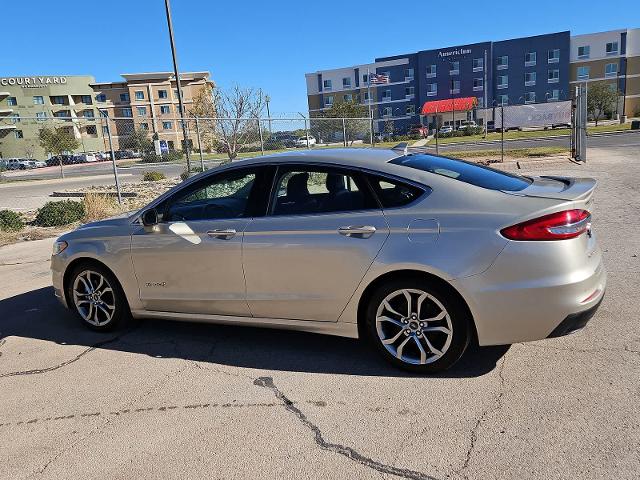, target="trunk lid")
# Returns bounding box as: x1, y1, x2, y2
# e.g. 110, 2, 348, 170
504, 176, 597, 202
